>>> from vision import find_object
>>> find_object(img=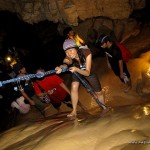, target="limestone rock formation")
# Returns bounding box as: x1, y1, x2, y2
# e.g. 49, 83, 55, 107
0, 0, 145, 25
